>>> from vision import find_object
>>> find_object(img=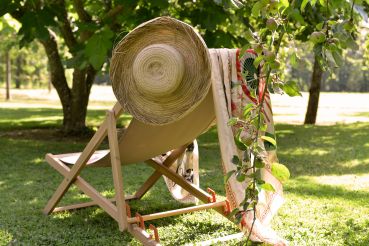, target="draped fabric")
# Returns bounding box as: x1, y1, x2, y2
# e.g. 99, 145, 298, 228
163, 140, 200, 204
163, 48, 287, 245
210, 48, 288, 245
